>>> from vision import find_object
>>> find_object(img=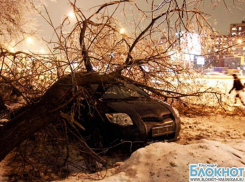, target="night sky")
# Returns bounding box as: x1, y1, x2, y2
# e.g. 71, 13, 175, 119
37, 0, 245, 41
